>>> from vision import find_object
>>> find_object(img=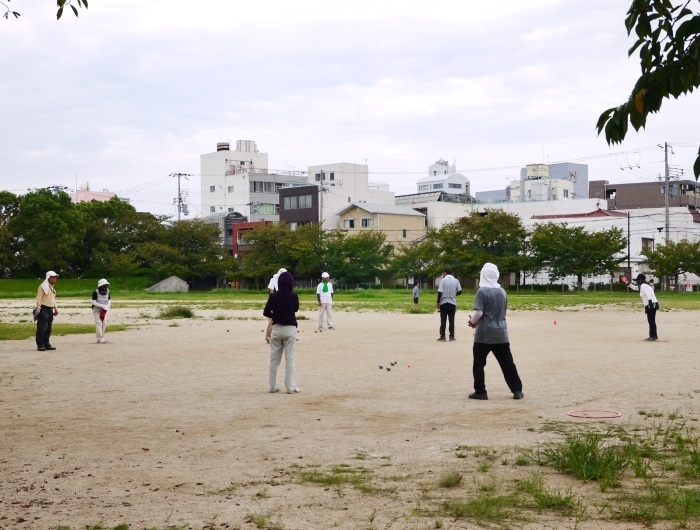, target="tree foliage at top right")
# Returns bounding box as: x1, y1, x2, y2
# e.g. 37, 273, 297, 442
597, 0, 700, 178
